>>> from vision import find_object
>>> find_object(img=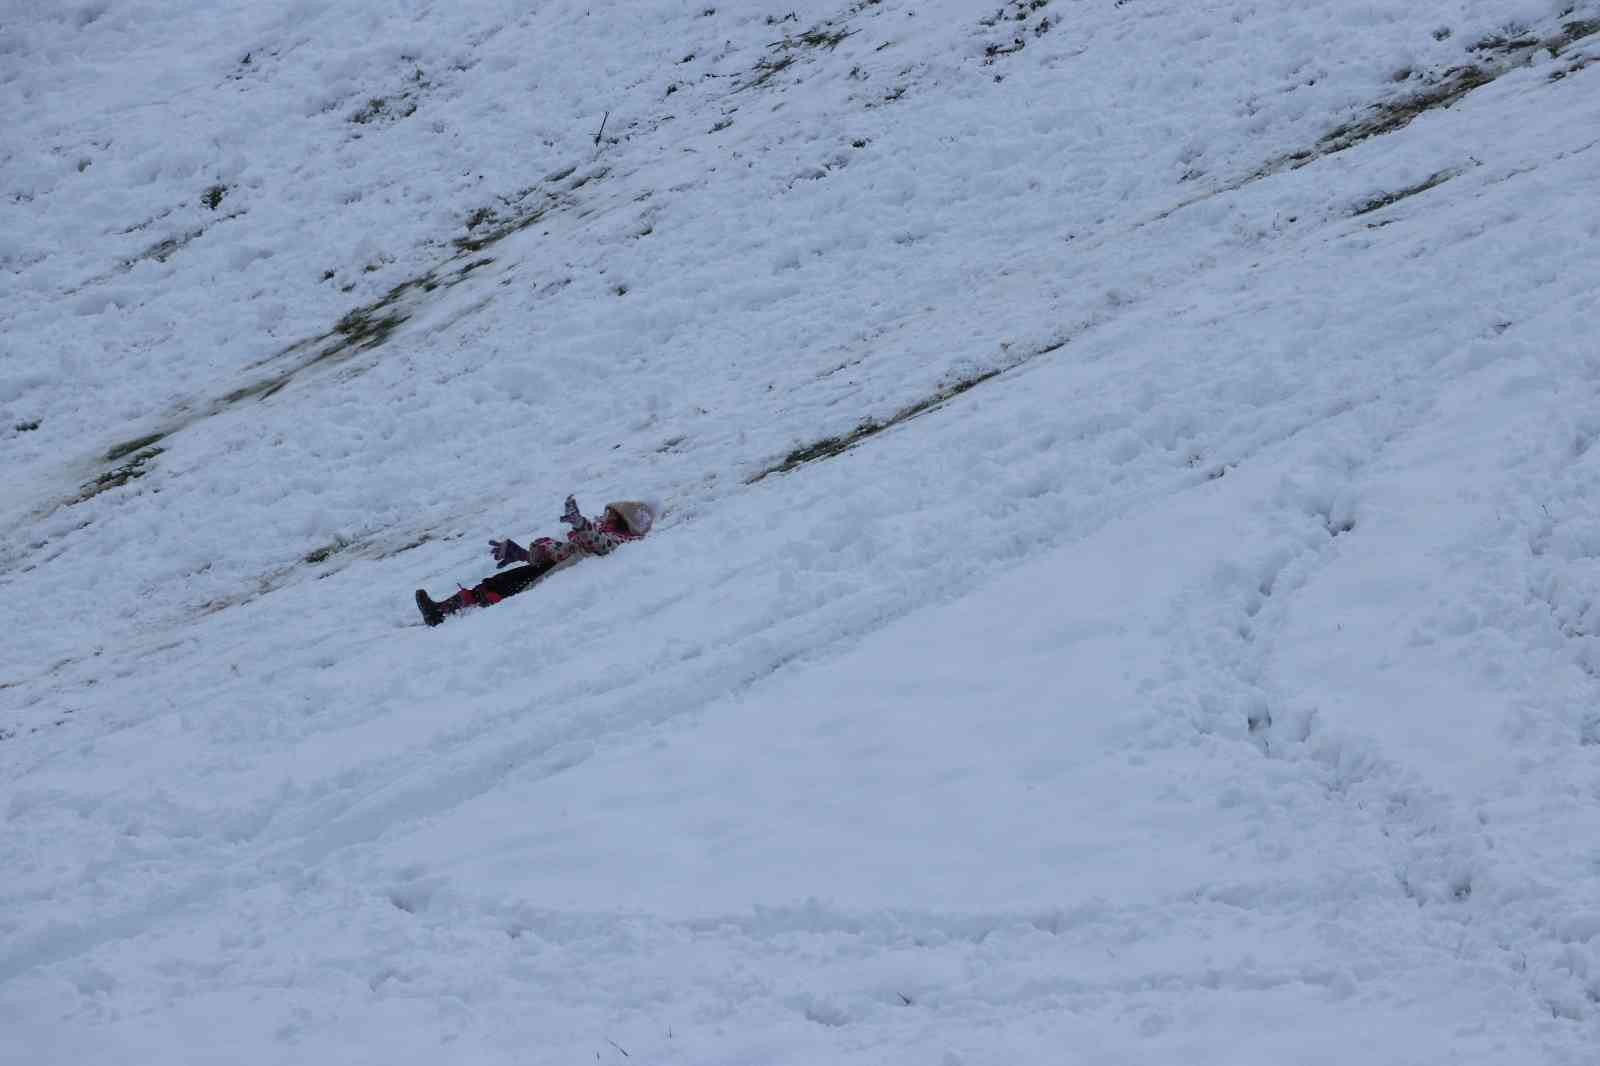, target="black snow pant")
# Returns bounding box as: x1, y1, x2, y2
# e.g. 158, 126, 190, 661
474, 560, 557, 603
